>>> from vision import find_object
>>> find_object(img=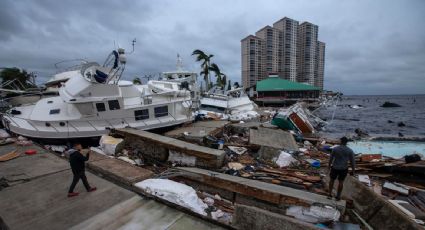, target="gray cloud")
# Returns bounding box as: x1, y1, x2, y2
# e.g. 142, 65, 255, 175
1, 0, 424, 95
